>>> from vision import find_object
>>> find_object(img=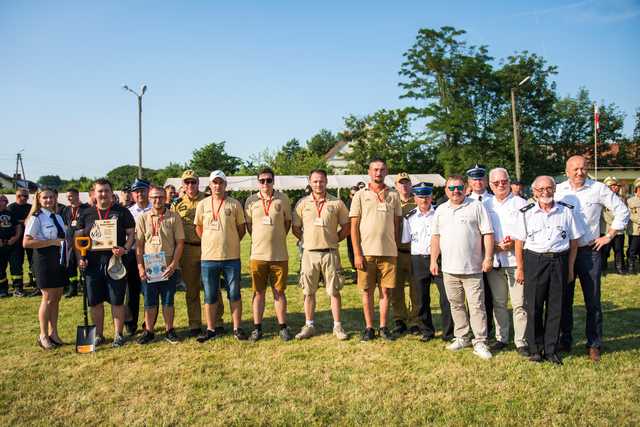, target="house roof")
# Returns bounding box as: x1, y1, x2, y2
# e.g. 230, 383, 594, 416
323, 140, 350, 161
